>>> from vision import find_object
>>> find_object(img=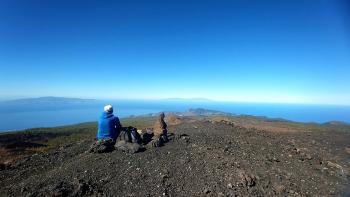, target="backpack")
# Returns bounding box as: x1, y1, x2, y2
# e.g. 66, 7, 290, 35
130, 127, 142, 144
117, 127, 142, 144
